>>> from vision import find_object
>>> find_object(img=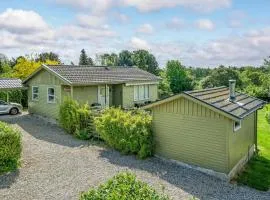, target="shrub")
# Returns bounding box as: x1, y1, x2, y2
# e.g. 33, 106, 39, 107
59, 98, 96, 139
0, 121, 22, 174
80, 172, 169, 200
94, 108, 153, 159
